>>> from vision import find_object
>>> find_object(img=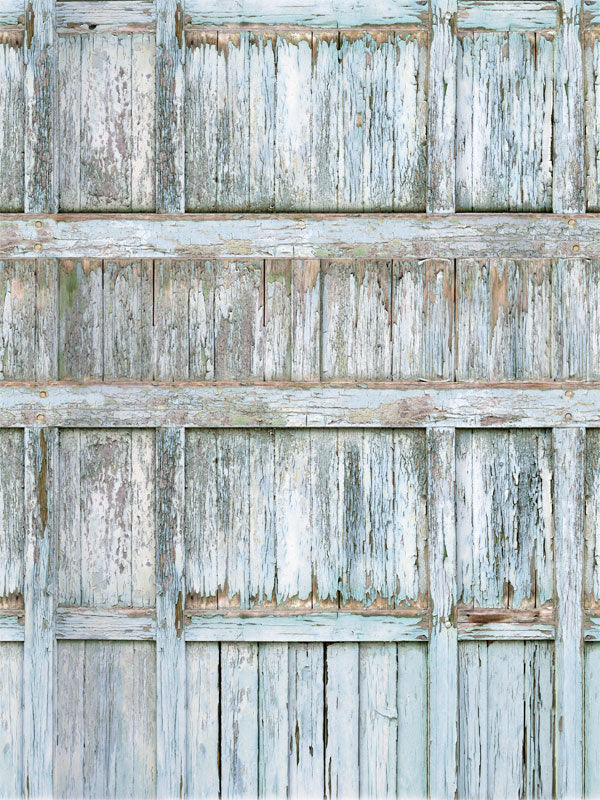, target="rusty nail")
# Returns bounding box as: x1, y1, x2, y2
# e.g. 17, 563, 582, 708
36, 414, 44, 422
573, 244, 580, 253
34, 243, 42, 252
39, 390, 47, 399
445, 619, 452, 629
35, 220, 42, 228
565, 390, 574, 398
568, 218, 576, 227
565, 412, 573, 421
